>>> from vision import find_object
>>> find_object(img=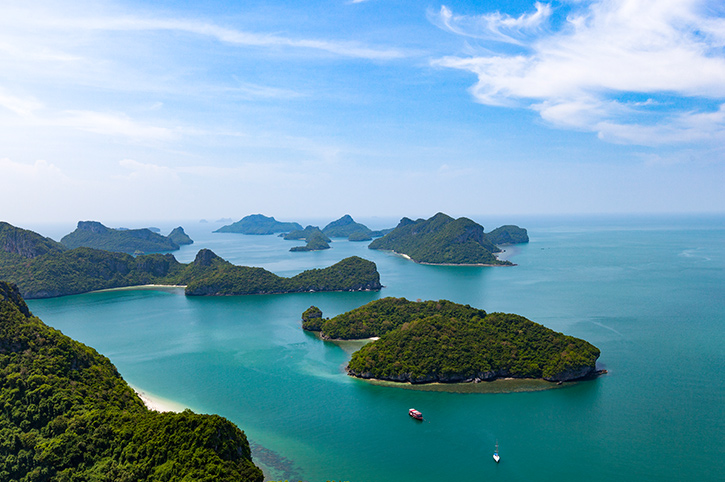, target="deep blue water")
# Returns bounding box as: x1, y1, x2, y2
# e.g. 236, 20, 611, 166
27, 215, 725, 481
